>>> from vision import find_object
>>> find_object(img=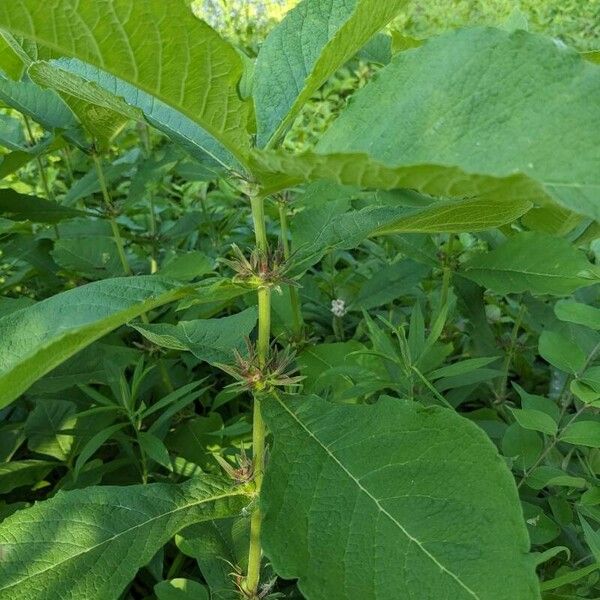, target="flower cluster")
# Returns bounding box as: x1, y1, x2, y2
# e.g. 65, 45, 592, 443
221, 243, 298, 292
331, 298, 347, 318
217, 339, 304, 393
